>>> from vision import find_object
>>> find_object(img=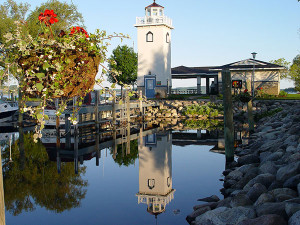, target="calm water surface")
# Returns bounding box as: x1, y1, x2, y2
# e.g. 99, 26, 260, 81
2, 128, 226, 225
